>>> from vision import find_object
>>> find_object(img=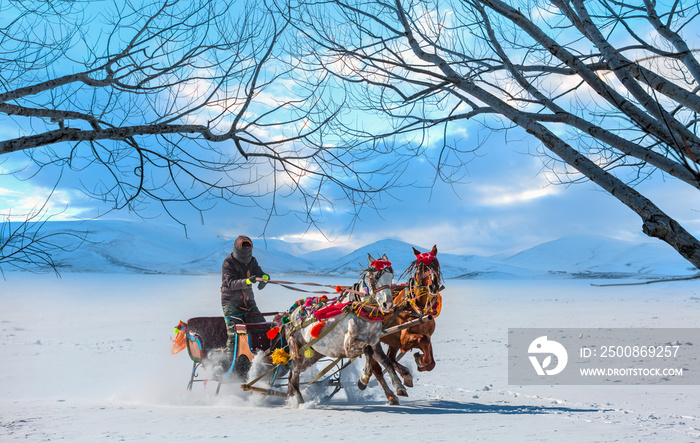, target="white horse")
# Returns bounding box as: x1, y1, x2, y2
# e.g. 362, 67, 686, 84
284, 253, 408, 405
